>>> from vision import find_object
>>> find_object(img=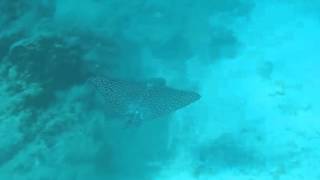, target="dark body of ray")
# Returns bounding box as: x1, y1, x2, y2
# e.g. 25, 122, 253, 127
89, 77, 200, 124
